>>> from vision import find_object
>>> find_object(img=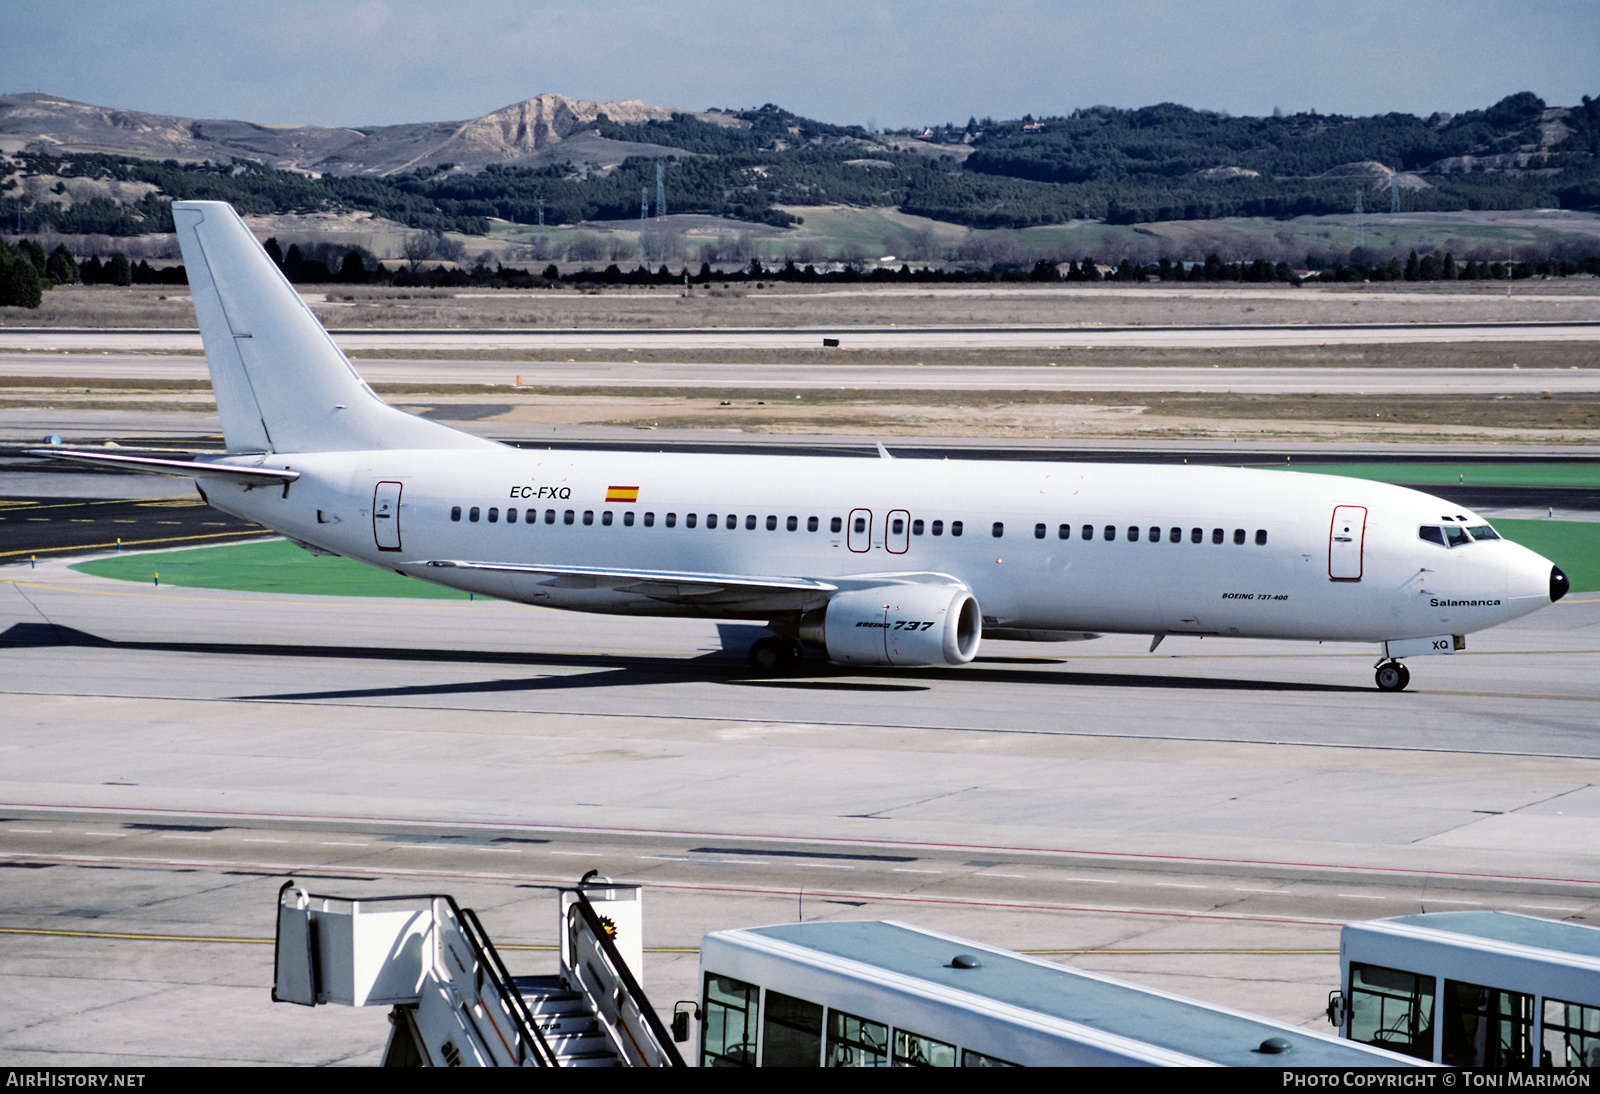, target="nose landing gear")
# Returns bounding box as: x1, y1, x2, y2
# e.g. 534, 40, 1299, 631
1374, 659, 1410, 692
